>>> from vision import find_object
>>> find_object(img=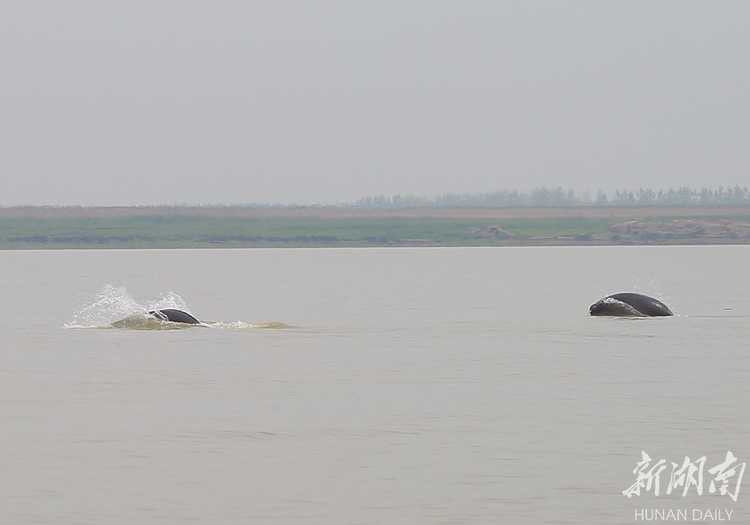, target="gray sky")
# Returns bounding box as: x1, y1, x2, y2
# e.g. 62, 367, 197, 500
1, 1, 748, 206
